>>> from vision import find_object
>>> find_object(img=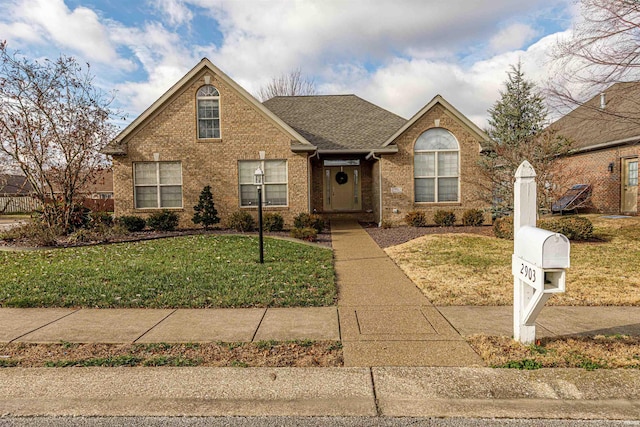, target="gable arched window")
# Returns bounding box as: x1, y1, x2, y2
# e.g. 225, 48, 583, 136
197, 85, 220, 139
414, 128, 459, 202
